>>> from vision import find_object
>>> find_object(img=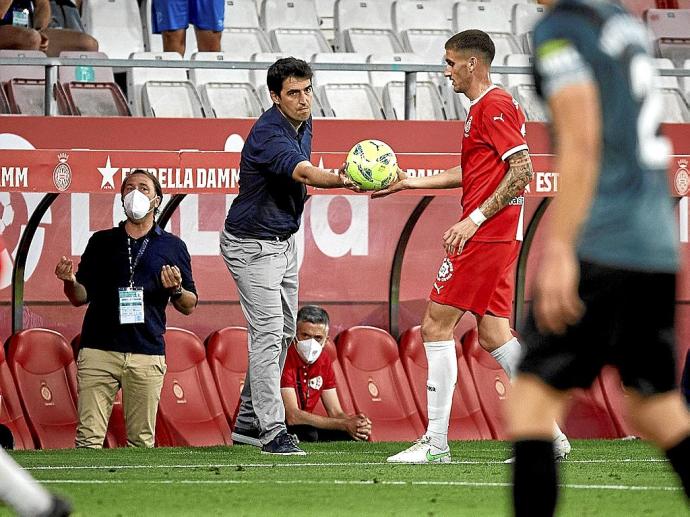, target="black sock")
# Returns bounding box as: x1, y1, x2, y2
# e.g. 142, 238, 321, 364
513, 439, 558, 517
665, 434, 690, 499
